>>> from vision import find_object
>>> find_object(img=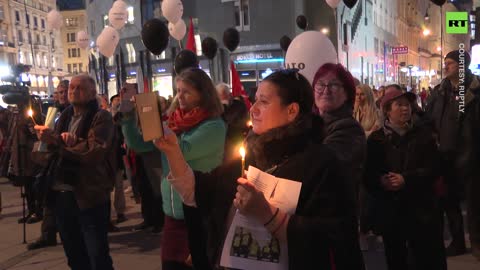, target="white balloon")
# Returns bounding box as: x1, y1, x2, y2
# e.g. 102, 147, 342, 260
109, 7, 128, 30
112, 0, 128, 10
47, 10, 63, 30
76, 31, 90, 49
168, 19, 186, 41
326, 0, 342, 8
96, 27, 119, 58
285, 31, 337, 84
161, 0, 184, 24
